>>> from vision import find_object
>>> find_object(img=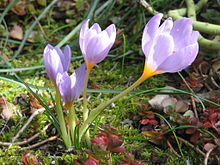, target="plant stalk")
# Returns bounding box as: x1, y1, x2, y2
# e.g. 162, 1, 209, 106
79, 71, 152, 140
82, 67, 92, 147
55, 88, 71, 148
66, 103, 76, 145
